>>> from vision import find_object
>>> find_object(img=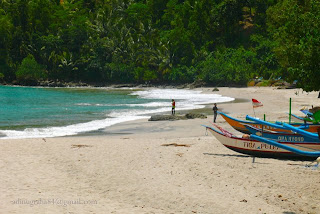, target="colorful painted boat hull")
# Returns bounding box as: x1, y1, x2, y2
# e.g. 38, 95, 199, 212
219, 112, 320, 134
244, 125, 318, 143
204, 125, 320, 160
